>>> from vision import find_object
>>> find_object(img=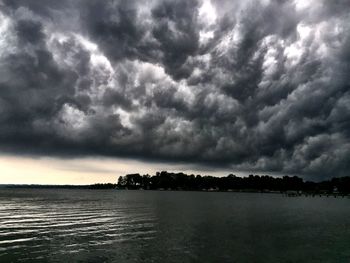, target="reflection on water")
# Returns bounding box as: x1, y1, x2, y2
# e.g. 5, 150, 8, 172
0, 189, 350, 262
